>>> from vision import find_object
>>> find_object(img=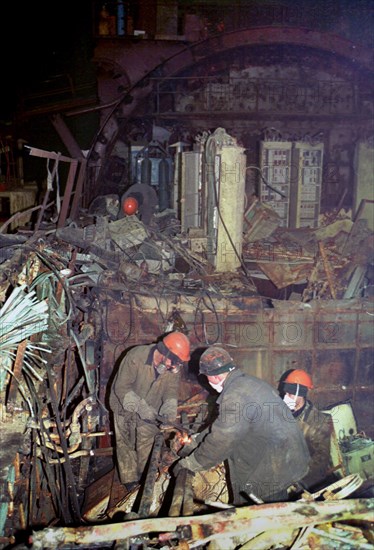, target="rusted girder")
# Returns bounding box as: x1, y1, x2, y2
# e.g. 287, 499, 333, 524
169, 468, 188, 517
182, 470, 195, 516
137, 432, 164, 518
29, 498, 373, 548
